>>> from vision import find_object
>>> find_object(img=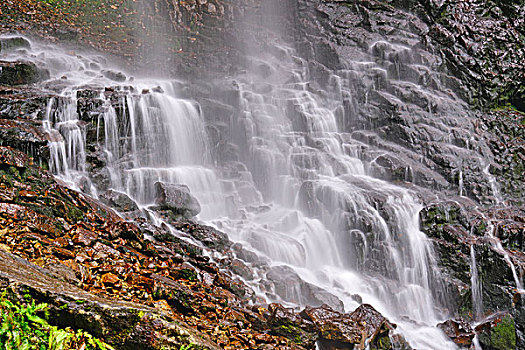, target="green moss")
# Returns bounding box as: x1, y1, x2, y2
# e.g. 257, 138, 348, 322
489, 315, 516, 350
176, 269, 198, 282
371, 333, 392, 350
277, 322, 303, 345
